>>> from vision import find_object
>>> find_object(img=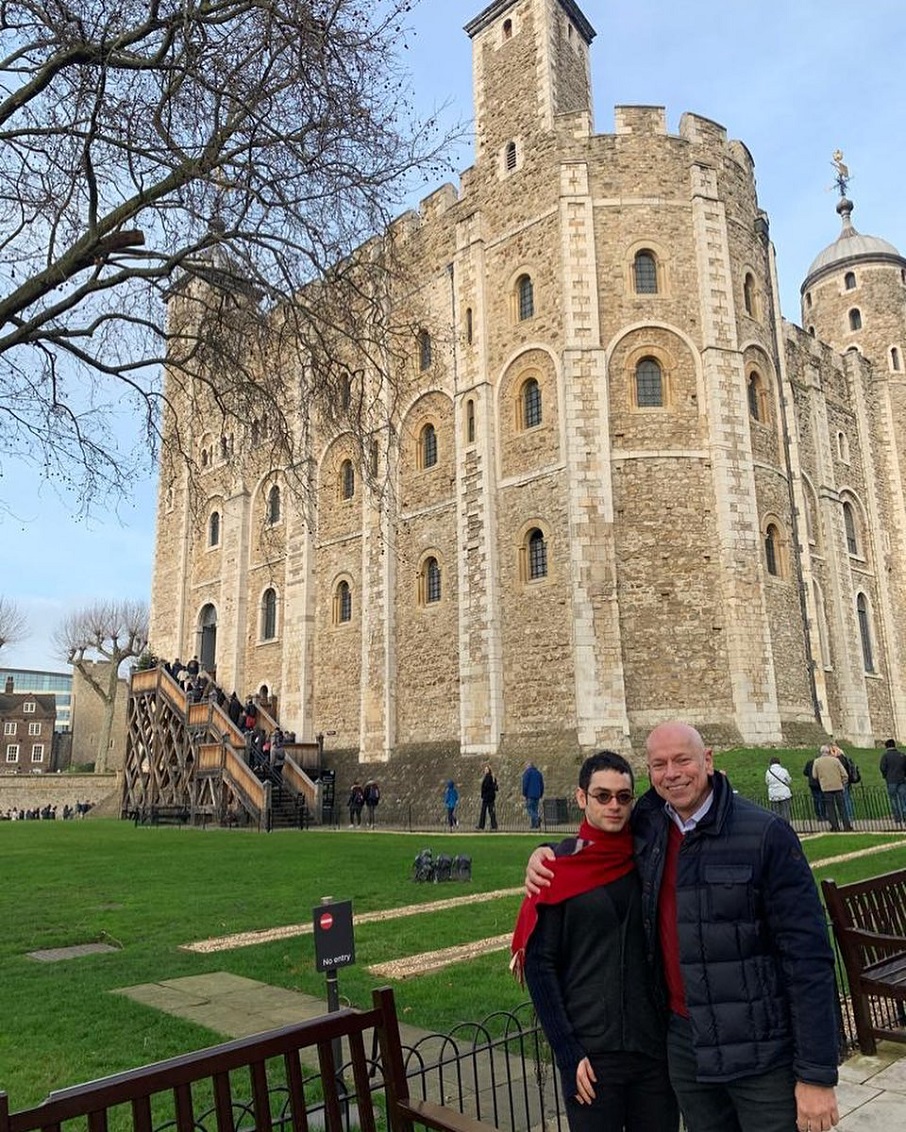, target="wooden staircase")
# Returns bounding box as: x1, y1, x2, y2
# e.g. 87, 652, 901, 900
123, 667, 321, 829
